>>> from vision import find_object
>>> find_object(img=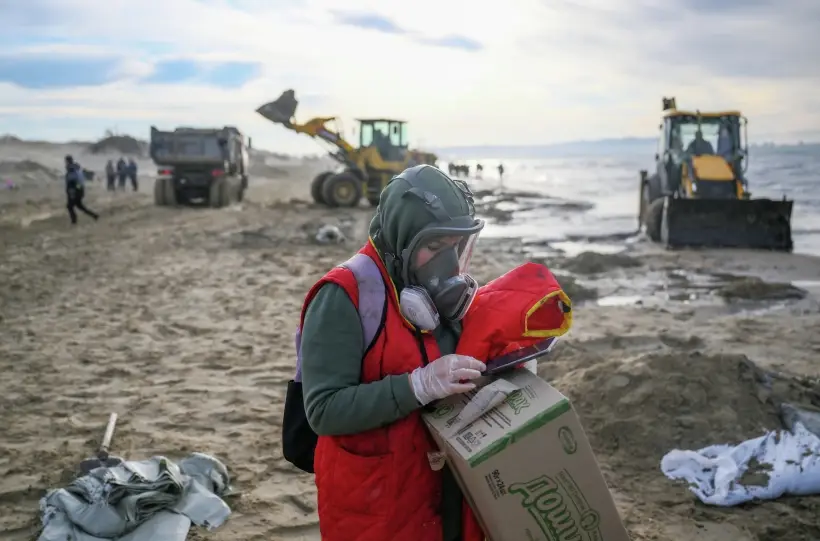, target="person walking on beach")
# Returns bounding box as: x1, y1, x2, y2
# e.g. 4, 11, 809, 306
116, 157, 127, 190
127, 158, 138, 191
64, 155, 99, 225
497, 162, 505, 186
105, 159, 116, 191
